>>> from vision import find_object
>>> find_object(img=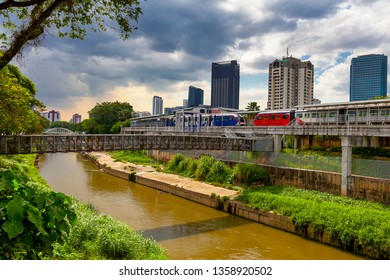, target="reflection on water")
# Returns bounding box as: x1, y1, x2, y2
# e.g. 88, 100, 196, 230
39, 153, 364, 260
